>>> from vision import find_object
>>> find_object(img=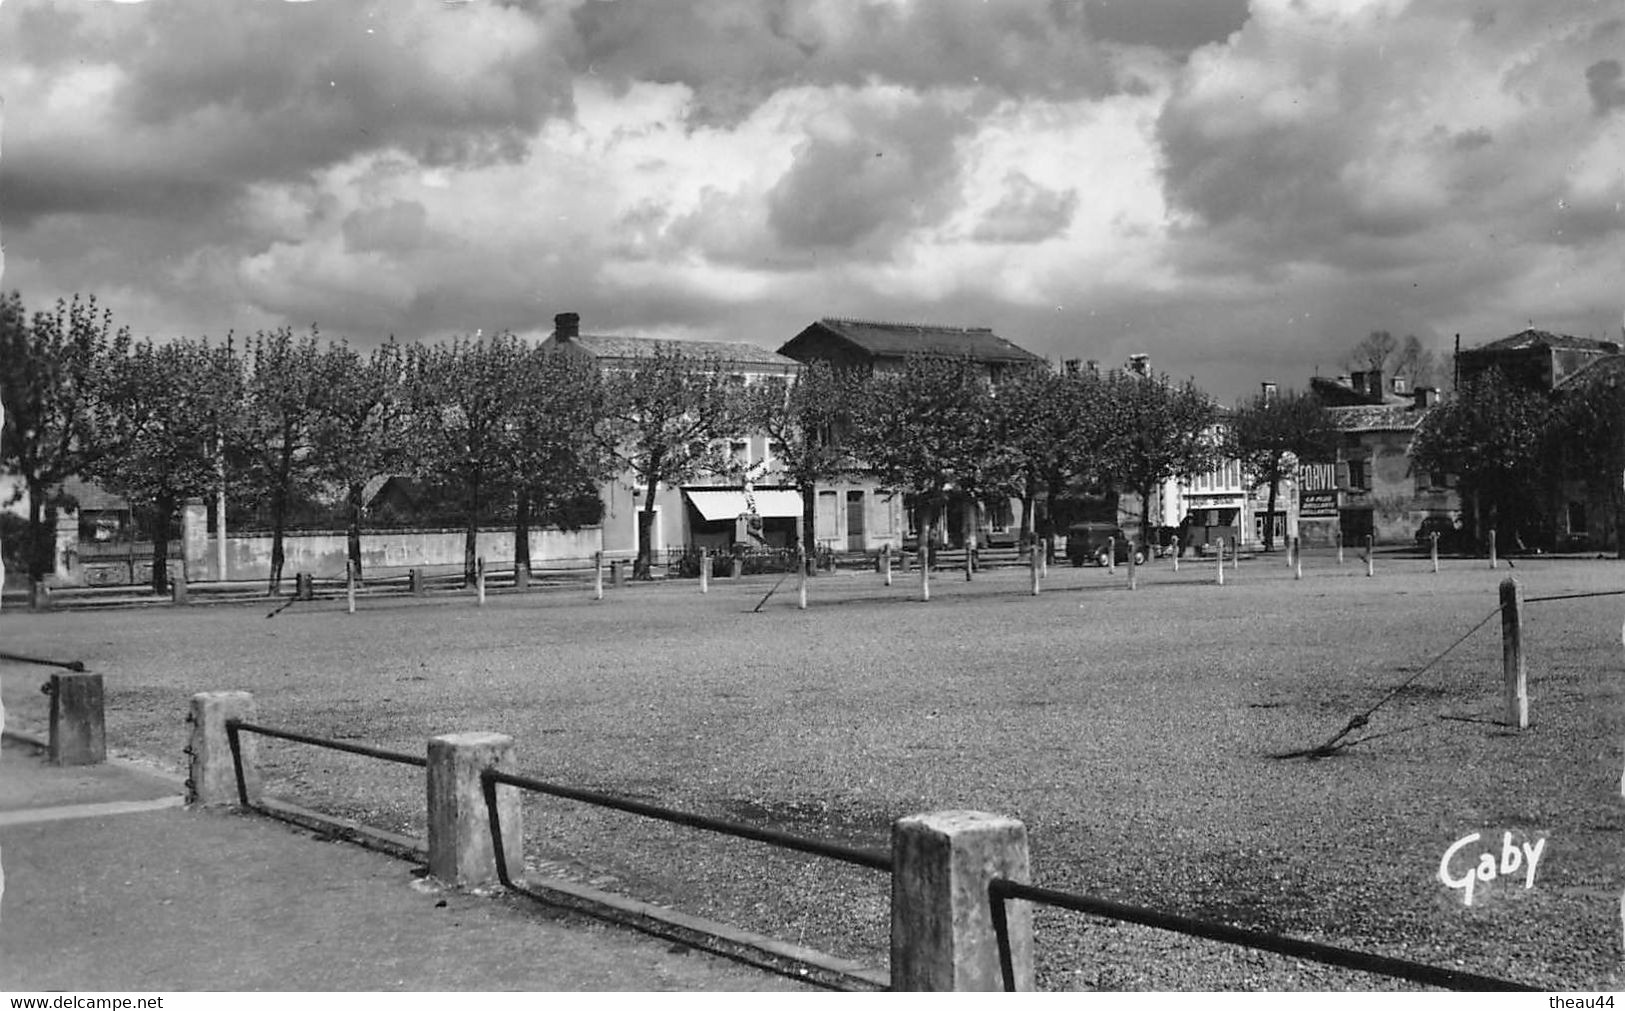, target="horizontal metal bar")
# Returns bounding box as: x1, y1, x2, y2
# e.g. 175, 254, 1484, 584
485, 767, 892, 873
989, 879, 1534, 991
228, 719, 427, 768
